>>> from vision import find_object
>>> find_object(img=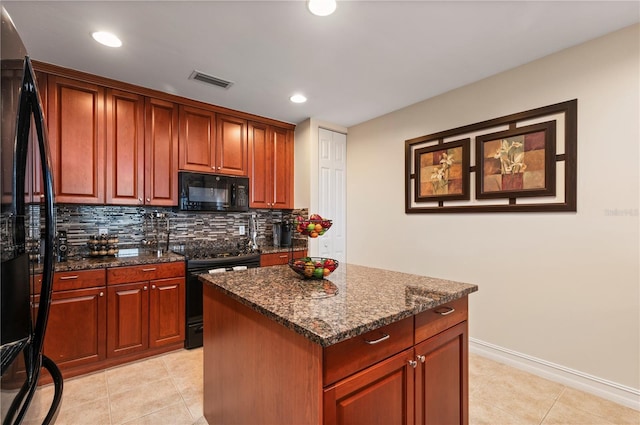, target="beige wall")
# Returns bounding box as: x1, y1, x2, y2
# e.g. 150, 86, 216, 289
346, 24, 639, 392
